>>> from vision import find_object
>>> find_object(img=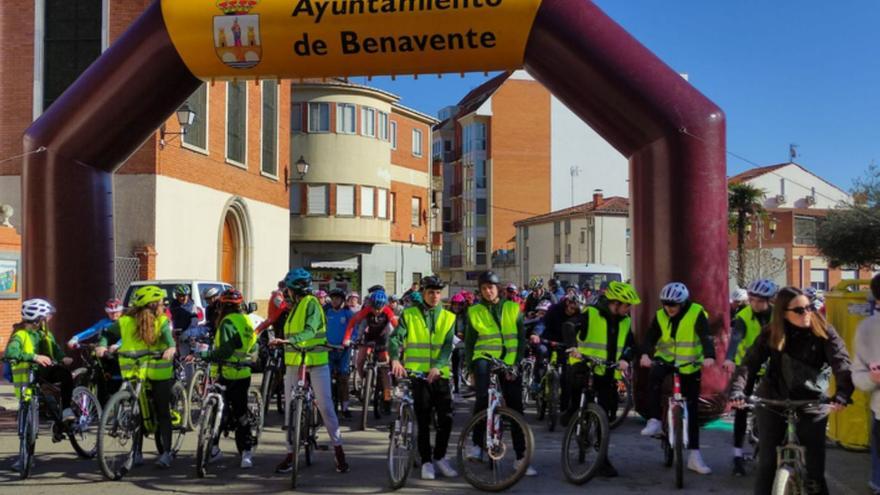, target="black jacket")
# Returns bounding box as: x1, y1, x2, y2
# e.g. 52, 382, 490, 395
169, 300, 199, 331
643, 301, 715, 360
566, 297, 635, 362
